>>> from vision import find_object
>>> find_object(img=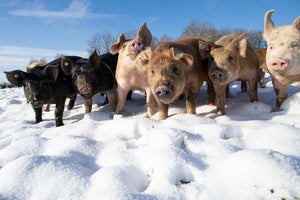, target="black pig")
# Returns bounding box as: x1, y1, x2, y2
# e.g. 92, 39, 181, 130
61, 51, 120, 113
5, 56, 81, 126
